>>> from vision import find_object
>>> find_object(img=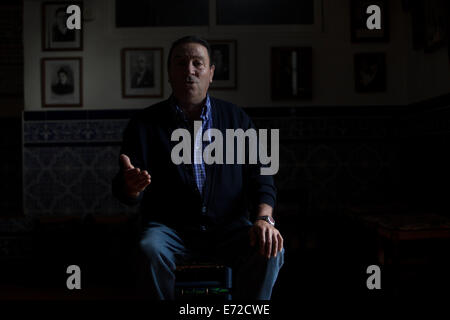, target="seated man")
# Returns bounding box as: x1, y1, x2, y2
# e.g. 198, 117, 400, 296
112, 36, 284, 300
